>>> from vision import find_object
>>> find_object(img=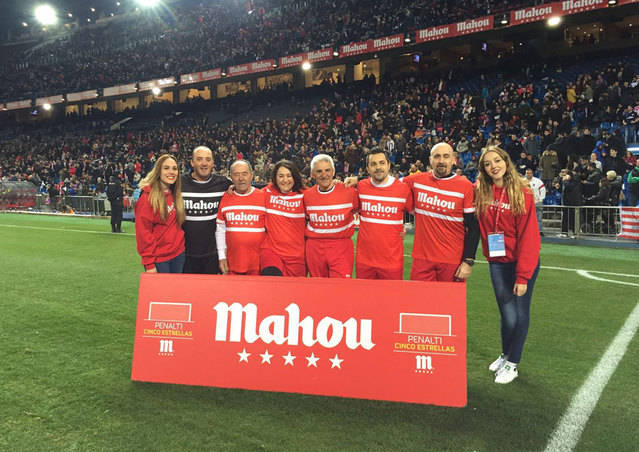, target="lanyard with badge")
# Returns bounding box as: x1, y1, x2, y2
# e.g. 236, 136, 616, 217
487, 188, 506, 257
